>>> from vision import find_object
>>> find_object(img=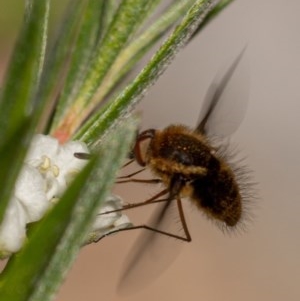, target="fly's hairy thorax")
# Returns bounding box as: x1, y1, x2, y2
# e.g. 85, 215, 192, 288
146, 125, 213, 179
